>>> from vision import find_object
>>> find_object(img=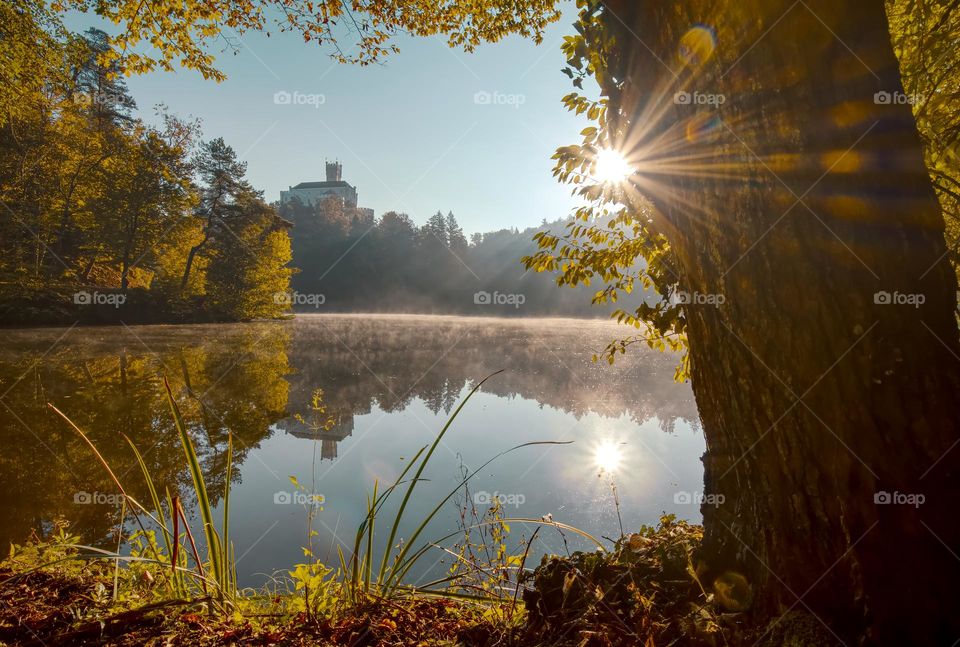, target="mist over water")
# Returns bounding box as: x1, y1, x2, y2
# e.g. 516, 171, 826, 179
0, 314, 704, 586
